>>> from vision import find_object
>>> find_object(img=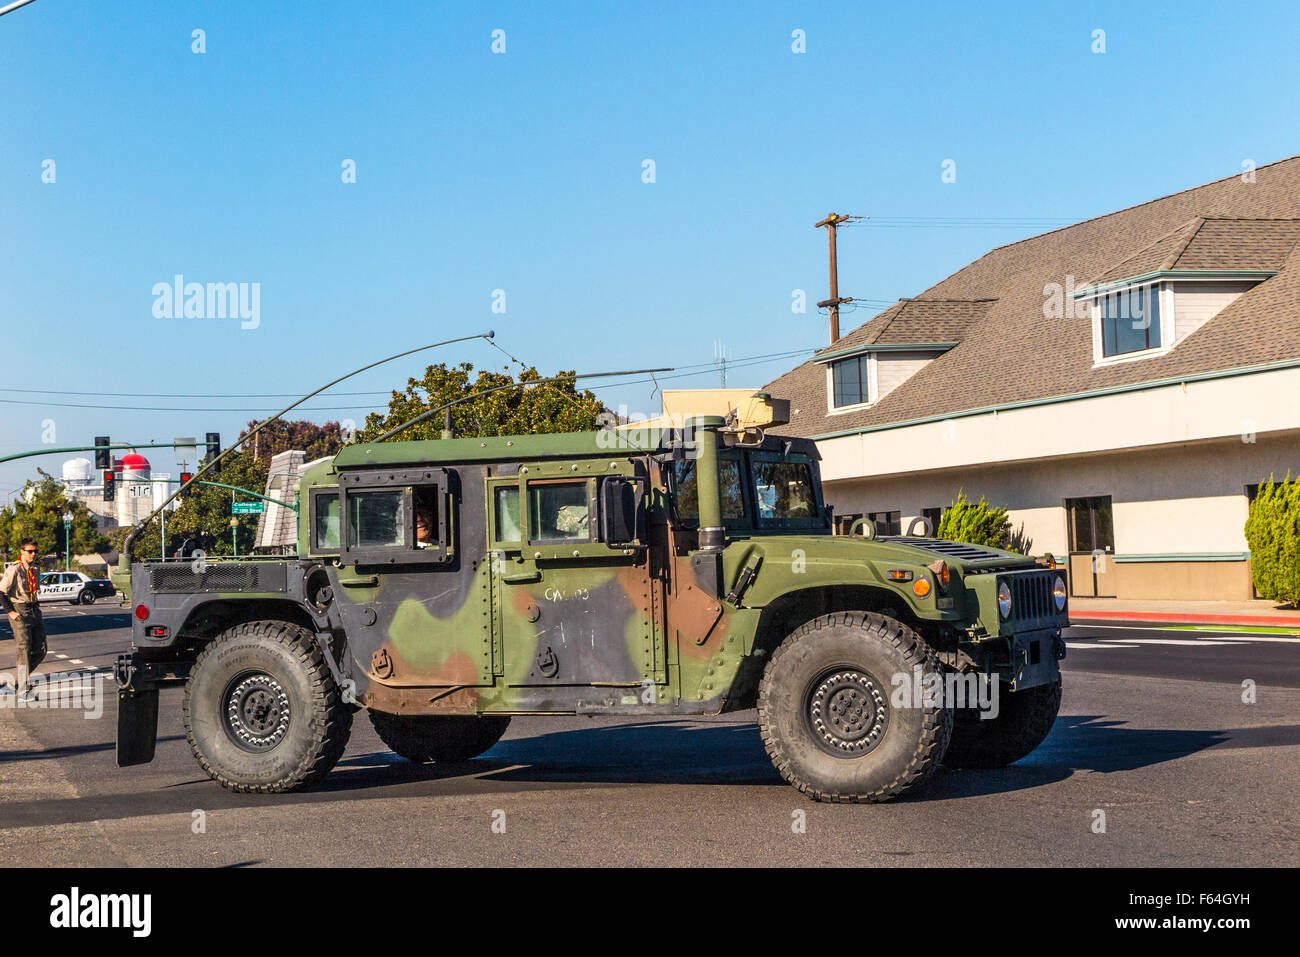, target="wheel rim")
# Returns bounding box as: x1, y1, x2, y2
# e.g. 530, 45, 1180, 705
803, 667, 890, 757
221, 672, 291, 752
